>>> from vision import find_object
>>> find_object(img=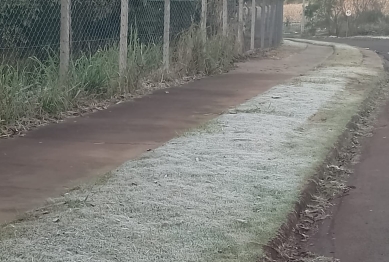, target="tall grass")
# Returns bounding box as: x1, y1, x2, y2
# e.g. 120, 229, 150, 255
174, 25, 237, 76
0, 26, 239, 131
